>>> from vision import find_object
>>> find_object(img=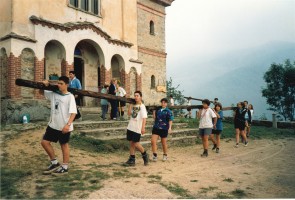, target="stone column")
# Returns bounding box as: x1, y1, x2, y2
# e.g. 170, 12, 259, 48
272, 113, 277, 128
7, 53, 21, 99
34, 57, 45, 99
